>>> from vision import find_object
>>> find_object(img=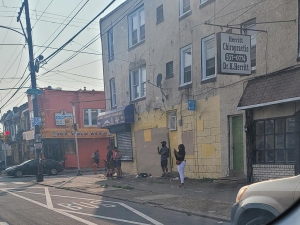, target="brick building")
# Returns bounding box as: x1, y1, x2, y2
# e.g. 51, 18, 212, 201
25, 87, 112, 168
